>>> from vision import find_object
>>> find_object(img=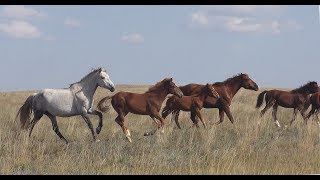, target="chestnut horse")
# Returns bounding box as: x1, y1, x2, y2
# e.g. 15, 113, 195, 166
97, 78, 183, 142
256, 81, 319, 127
305, 92, 320, 127
162, 83, 220, 129
179, 73, 259, 124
